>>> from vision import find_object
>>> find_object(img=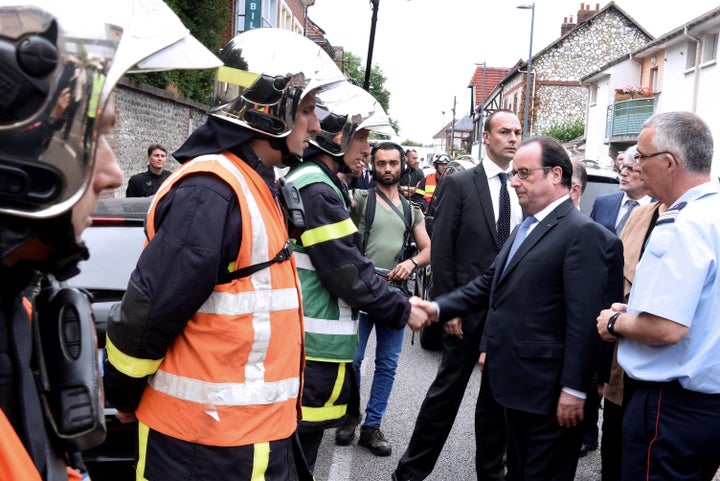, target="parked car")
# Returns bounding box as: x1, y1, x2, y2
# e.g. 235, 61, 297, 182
418, 160, 619, 351
66, 197, 151, 479
579, 161, 620, 215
